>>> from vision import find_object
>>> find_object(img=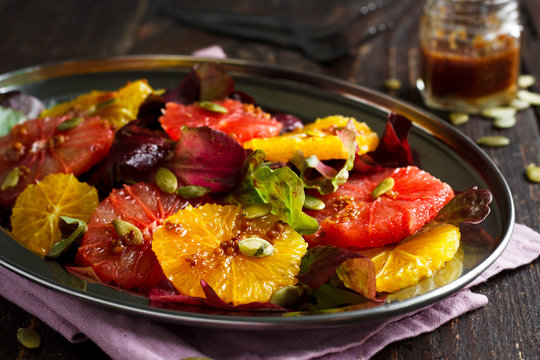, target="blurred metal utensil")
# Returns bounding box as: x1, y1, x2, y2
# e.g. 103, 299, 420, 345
161, 2, 393, 62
